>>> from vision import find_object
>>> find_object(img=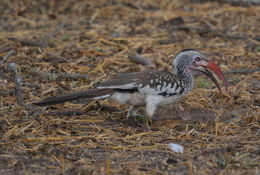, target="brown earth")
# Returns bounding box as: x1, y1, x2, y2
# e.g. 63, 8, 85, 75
0, 0, 259, 174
